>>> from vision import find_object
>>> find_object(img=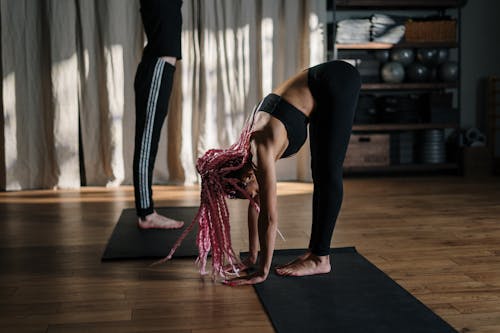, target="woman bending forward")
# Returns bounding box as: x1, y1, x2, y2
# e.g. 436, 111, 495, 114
164, 60, 361, 285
